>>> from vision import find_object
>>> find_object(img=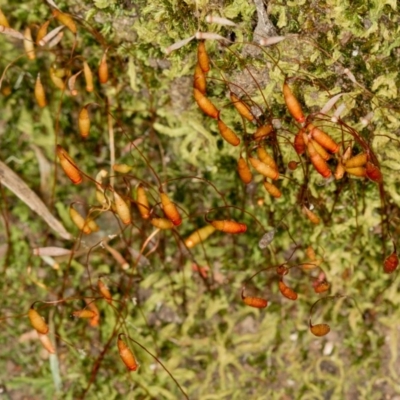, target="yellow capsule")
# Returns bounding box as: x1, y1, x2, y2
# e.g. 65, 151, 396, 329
249, 157, 279, 180
136, 185, 150, 219
52, 9, 77, 34
69, 205, 91, 234
23, 27, 35, 60
230, 92, 254, 122
83, 61, 94, 92
263, 180, 282, 198
28, 307, 49, 335
112, 164, 132, 173
36, 20, 50, 44
184, 225, 216, 248
150, 218, 174, 230
113, 191, 131, 224
78, 106, 90, 138
72, 309, 97, 319
98, 51, 109, 84
256, 147, 278, 171
50, 67, 66, 90
253, 124, 273, 141
0, 9, 10, 28
34, 73, 47, 108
